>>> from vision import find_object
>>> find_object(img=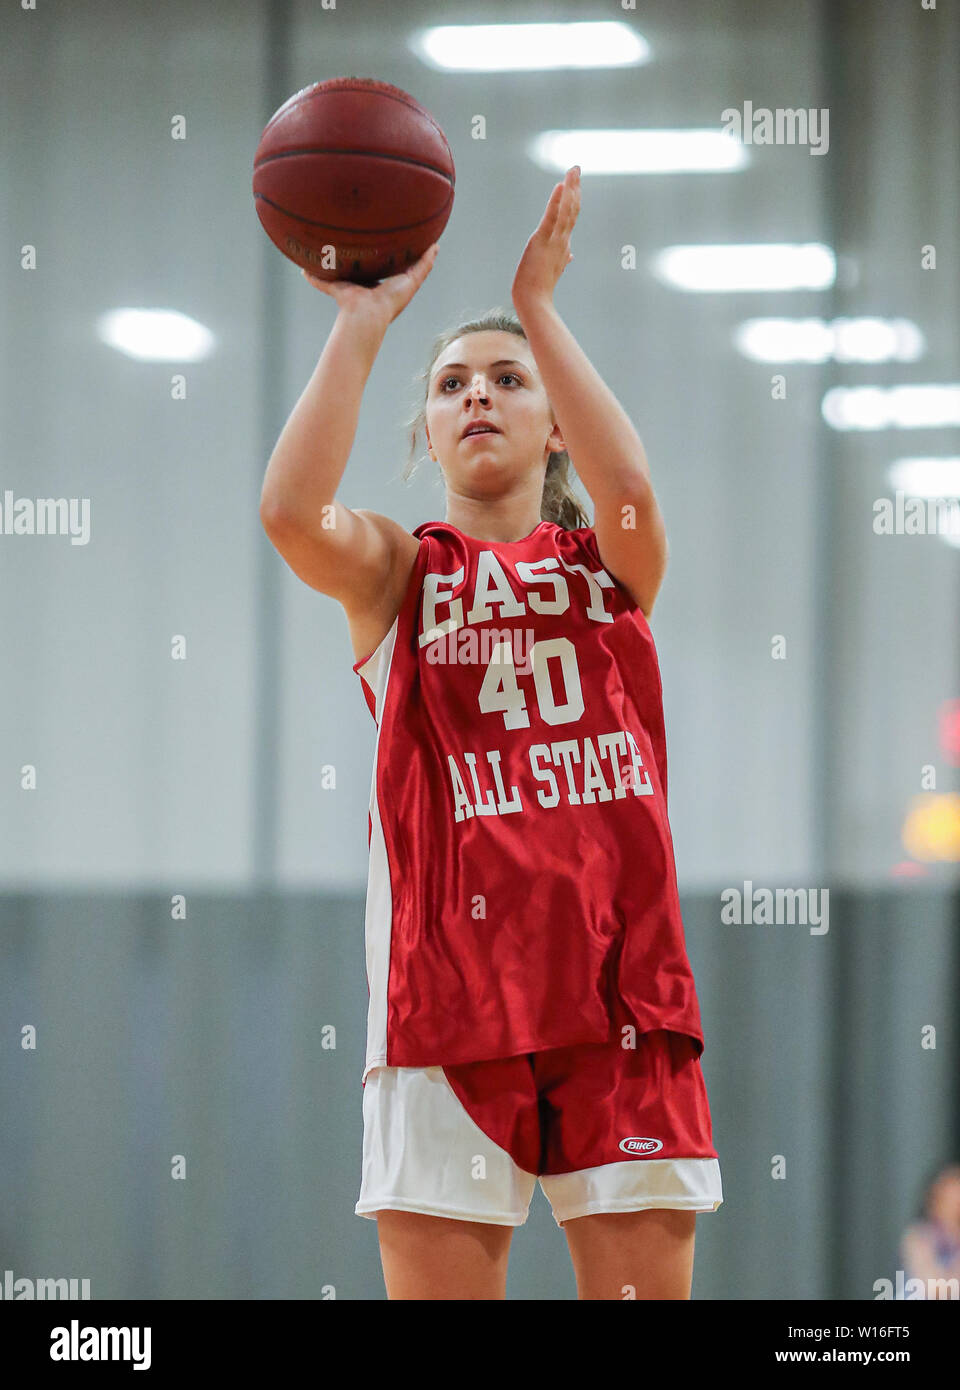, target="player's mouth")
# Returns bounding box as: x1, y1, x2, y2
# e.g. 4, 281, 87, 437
461, 421, 502, 440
